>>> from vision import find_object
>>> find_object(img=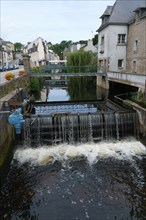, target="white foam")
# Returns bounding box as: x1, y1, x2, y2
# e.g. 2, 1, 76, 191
14, 140, 146, 166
